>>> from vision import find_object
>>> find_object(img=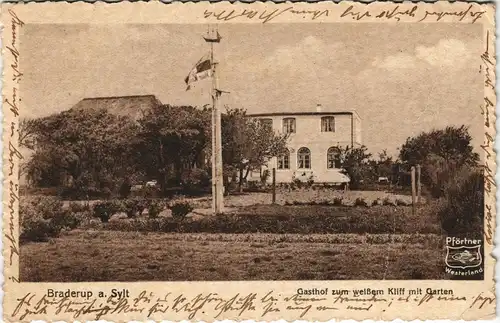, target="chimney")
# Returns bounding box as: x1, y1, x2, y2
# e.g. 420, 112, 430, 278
316, 103, 322, 112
